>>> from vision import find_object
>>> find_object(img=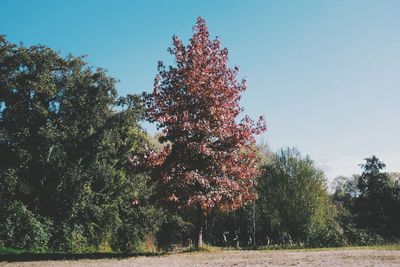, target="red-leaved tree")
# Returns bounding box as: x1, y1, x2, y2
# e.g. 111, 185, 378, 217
139, 17, 266, 247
